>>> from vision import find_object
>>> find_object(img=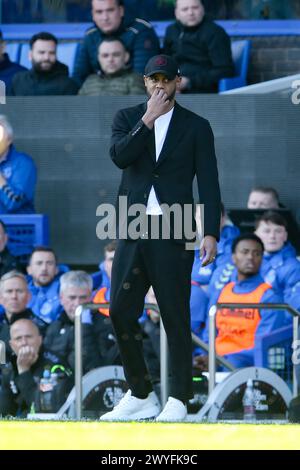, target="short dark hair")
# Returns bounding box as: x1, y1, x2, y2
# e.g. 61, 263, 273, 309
255, 210, 288, 230
30, 32, 58, 49
93, 0, 124, 6
99, 36, 128, 52
232, 233, 264, 254
250, 186, 279, 204
28, 246, 57, 264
